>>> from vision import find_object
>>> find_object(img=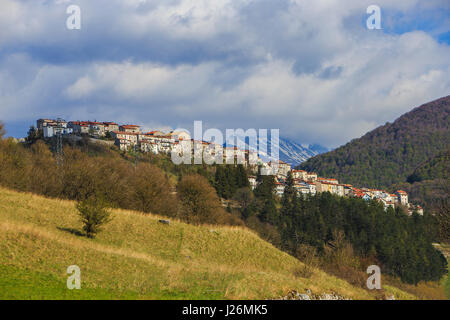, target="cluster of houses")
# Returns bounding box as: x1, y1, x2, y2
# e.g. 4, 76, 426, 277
248, 163, 423, 216
37, 119, 184, 155
36, 118, 423, 216
36, 118, 266, 164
